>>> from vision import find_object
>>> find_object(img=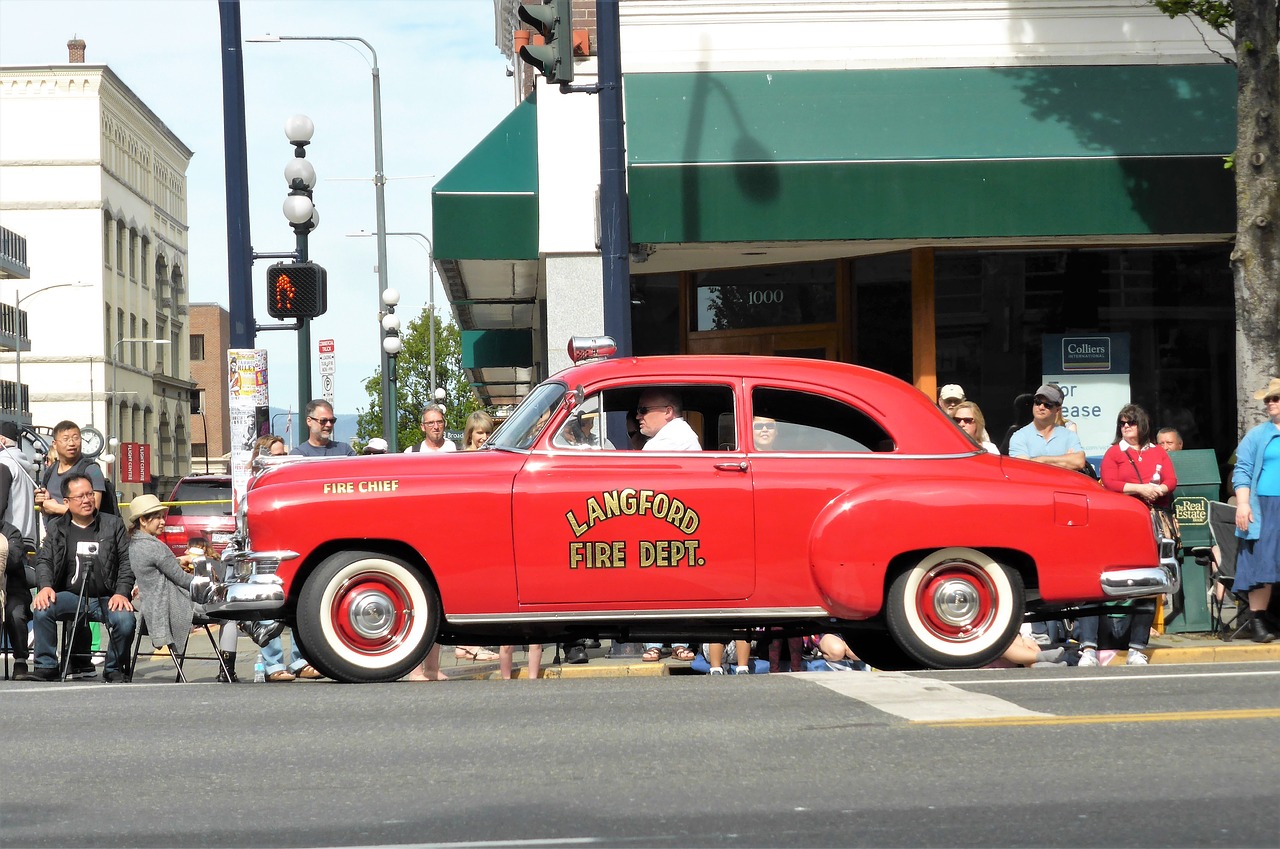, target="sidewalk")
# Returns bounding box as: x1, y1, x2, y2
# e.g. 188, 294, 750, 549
118, 630, 1280, 684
